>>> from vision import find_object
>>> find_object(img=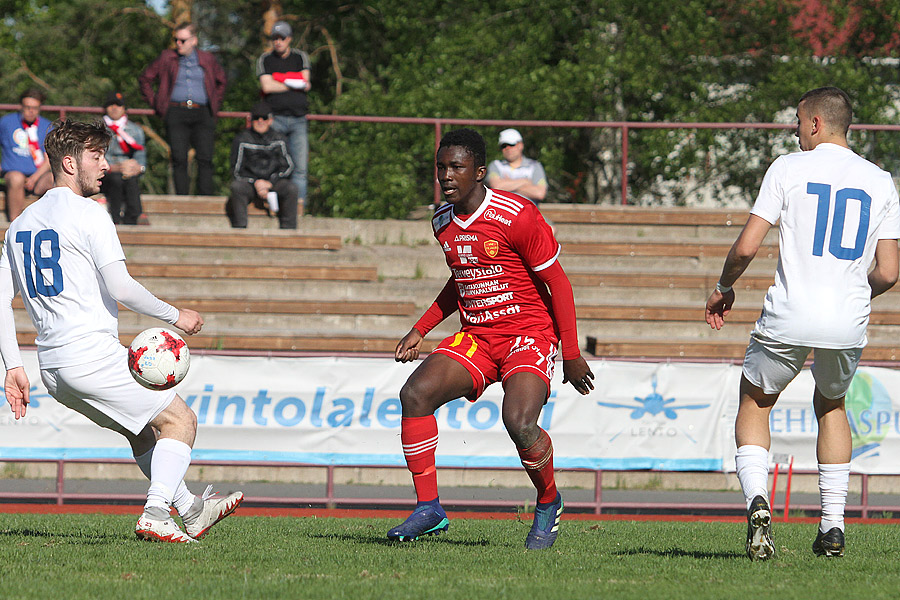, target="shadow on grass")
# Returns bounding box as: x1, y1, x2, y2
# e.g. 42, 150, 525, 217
308, 532, 491, 547
614, 545, 744, 559
0, 527, 122, 544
